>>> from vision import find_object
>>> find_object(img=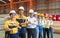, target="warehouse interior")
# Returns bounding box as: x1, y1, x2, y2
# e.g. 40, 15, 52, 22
0, 0, 60, 38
